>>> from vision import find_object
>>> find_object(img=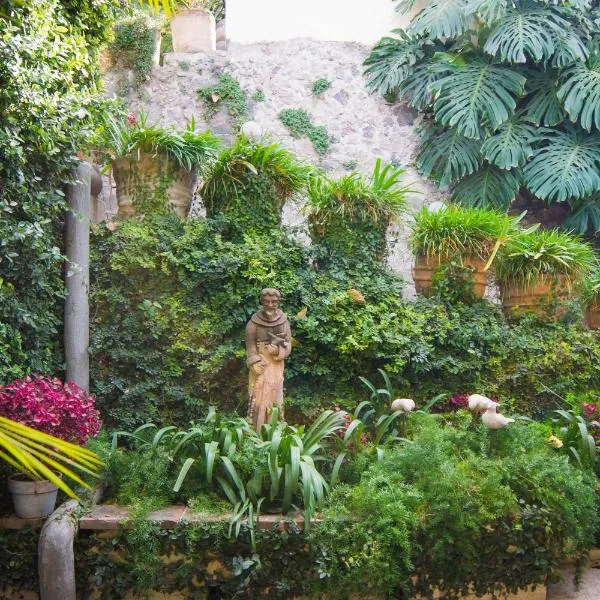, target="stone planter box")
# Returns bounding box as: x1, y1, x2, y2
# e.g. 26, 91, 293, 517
171, 9, 216, 53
